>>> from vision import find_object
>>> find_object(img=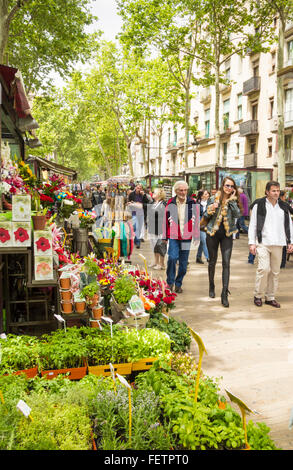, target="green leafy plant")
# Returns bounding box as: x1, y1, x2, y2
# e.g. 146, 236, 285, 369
0, 334, 40, 374
147, 312, 191, 353
81, 281, 100, 303
112, 275, 137, 304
